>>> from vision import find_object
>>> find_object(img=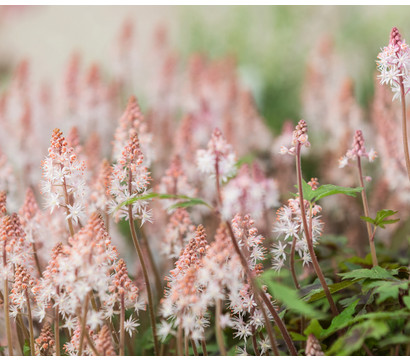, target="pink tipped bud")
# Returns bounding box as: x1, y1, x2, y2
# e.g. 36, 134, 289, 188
390, 27, 402, 47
